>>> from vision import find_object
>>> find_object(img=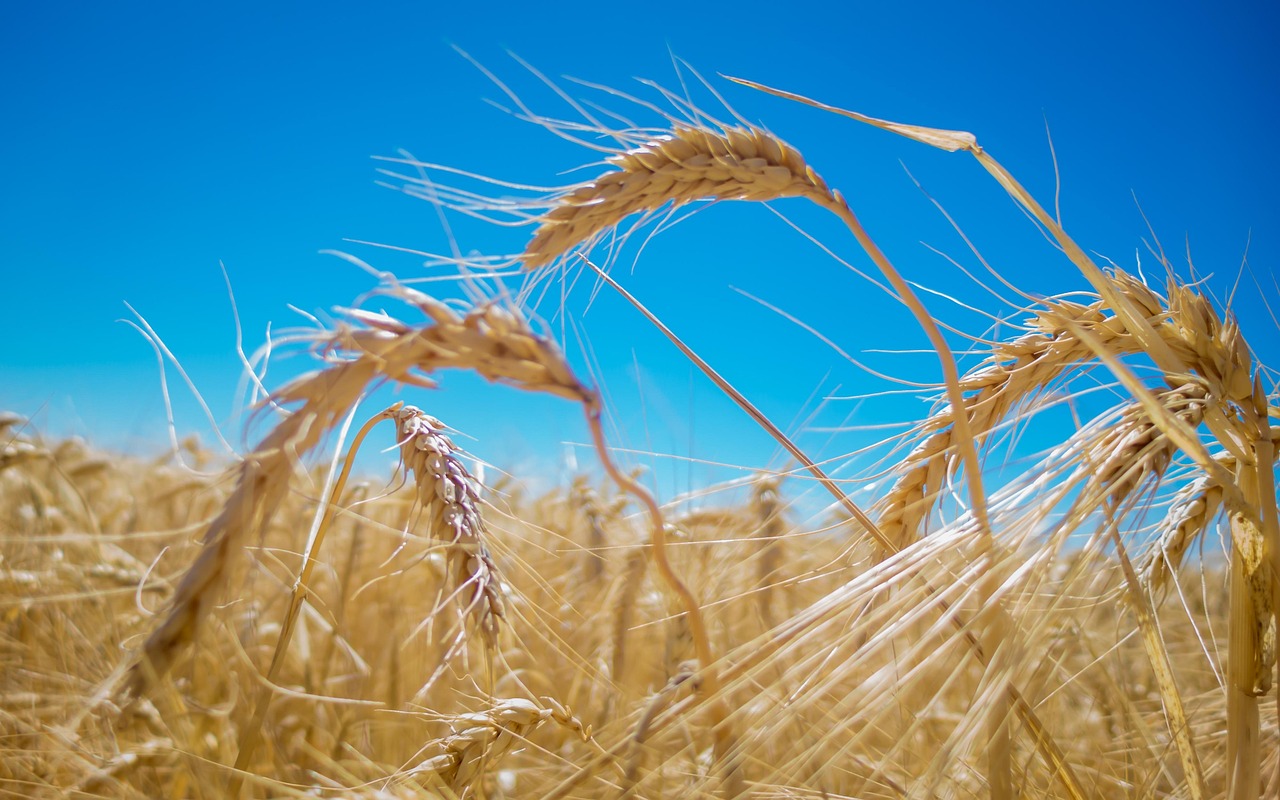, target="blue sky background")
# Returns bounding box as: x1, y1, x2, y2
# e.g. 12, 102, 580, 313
3, 1, 1277, 504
